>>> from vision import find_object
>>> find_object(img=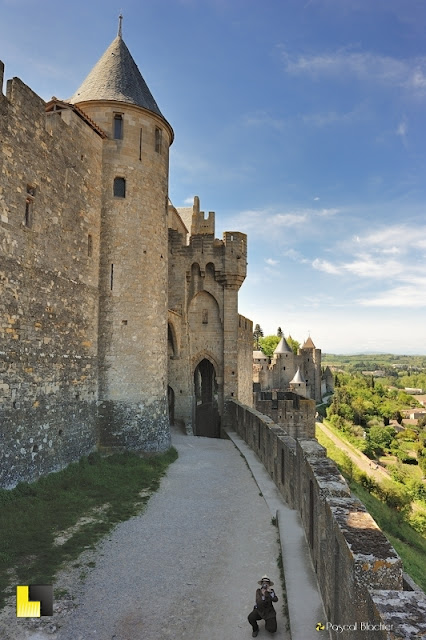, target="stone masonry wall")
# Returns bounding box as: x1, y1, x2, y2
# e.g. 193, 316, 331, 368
77, 100, 172, 452
225, 400, 426, 640
0, 72, 102, 487
254, 391, 315, 438
237, 314, 253, 407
